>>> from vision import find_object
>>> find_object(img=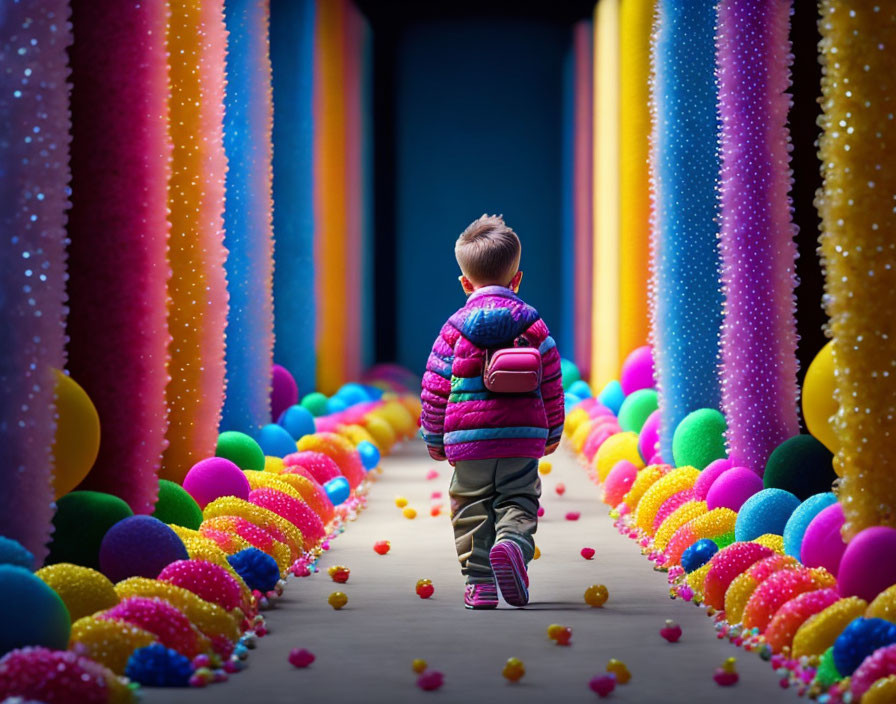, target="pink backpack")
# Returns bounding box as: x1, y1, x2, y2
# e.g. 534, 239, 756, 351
483, 343, 542, 394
